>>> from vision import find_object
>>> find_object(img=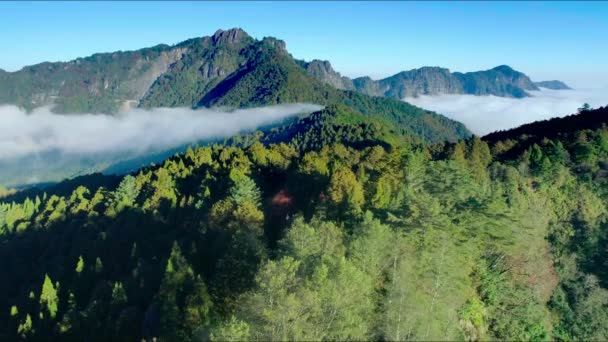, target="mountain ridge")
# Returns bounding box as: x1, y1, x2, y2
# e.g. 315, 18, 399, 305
0, 28, 570, 114
303, 60, 570, 98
